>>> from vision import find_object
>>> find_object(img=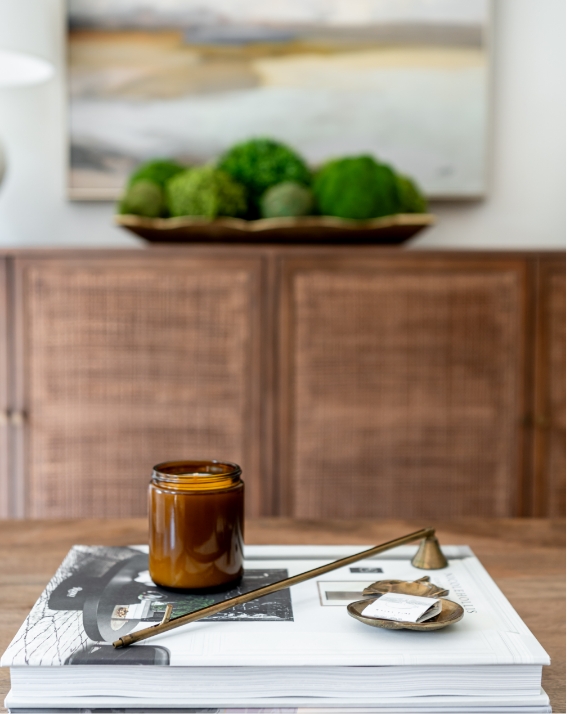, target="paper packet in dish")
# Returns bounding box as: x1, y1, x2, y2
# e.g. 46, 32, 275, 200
361, 592, 441, 623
